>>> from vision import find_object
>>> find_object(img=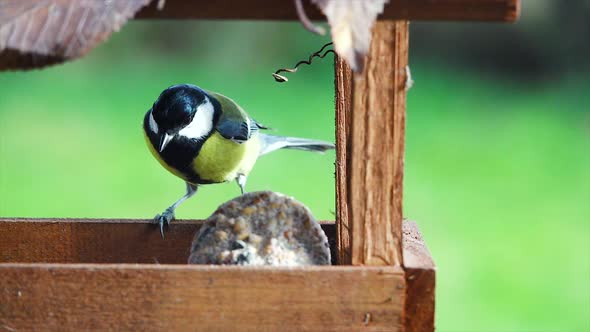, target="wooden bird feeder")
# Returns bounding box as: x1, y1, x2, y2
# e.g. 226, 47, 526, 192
0, 1, 520, 330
